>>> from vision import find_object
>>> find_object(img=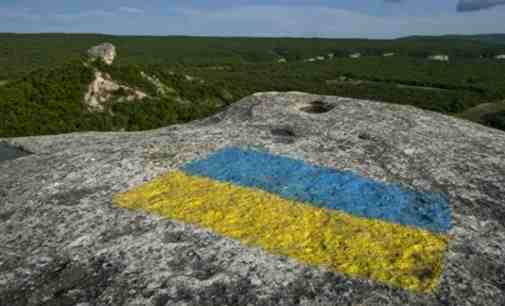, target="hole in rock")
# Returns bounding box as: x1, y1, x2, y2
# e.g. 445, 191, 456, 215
270, 127, 297, 144
358, 133, 372, 141
271, 128, 296, 138
300, 100, 335, 114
